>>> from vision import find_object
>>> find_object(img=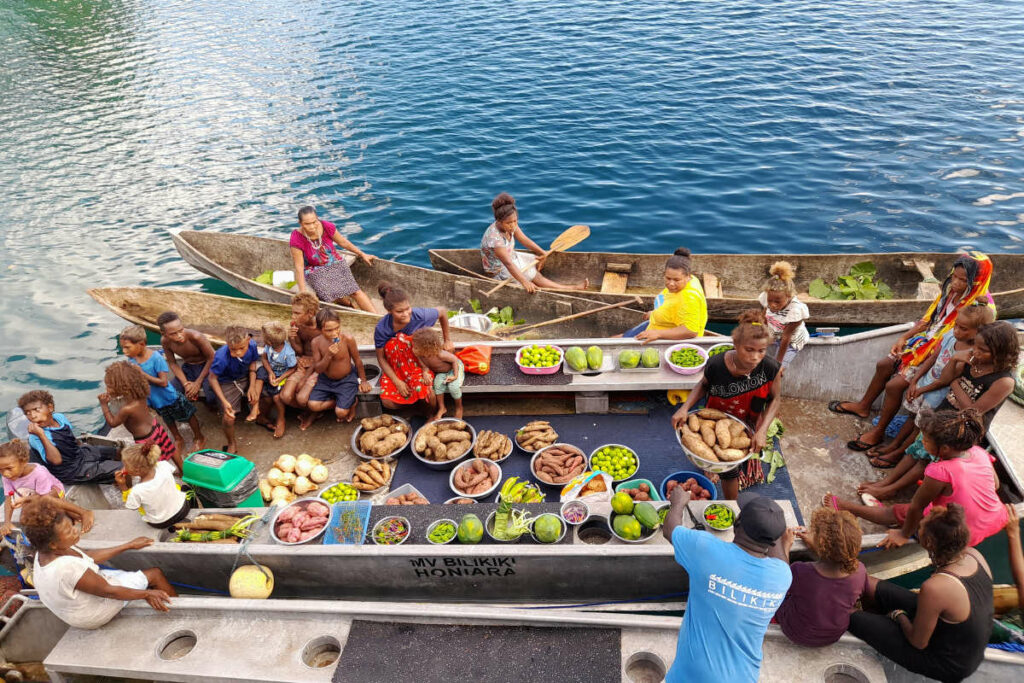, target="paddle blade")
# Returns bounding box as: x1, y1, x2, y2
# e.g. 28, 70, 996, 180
548, 224, 590, 252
